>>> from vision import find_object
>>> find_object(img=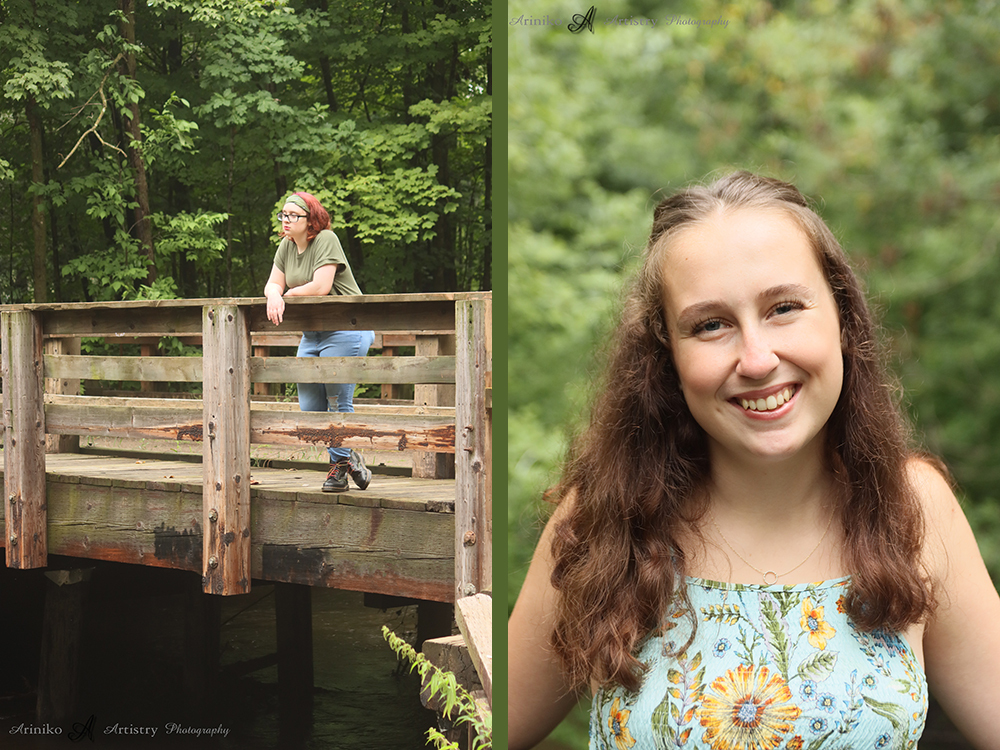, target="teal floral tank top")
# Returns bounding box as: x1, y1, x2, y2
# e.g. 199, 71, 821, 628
590, 578, 926, 750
